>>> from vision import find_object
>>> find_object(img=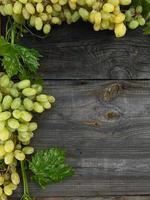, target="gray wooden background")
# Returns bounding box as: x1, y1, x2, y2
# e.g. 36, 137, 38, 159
20, 23, 150, 199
